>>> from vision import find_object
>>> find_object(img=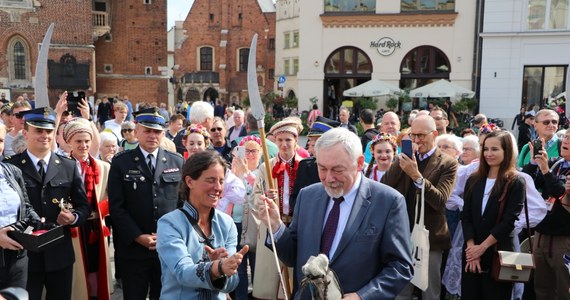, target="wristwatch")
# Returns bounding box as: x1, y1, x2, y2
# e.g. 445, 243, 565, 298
414, 176, 424, 186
